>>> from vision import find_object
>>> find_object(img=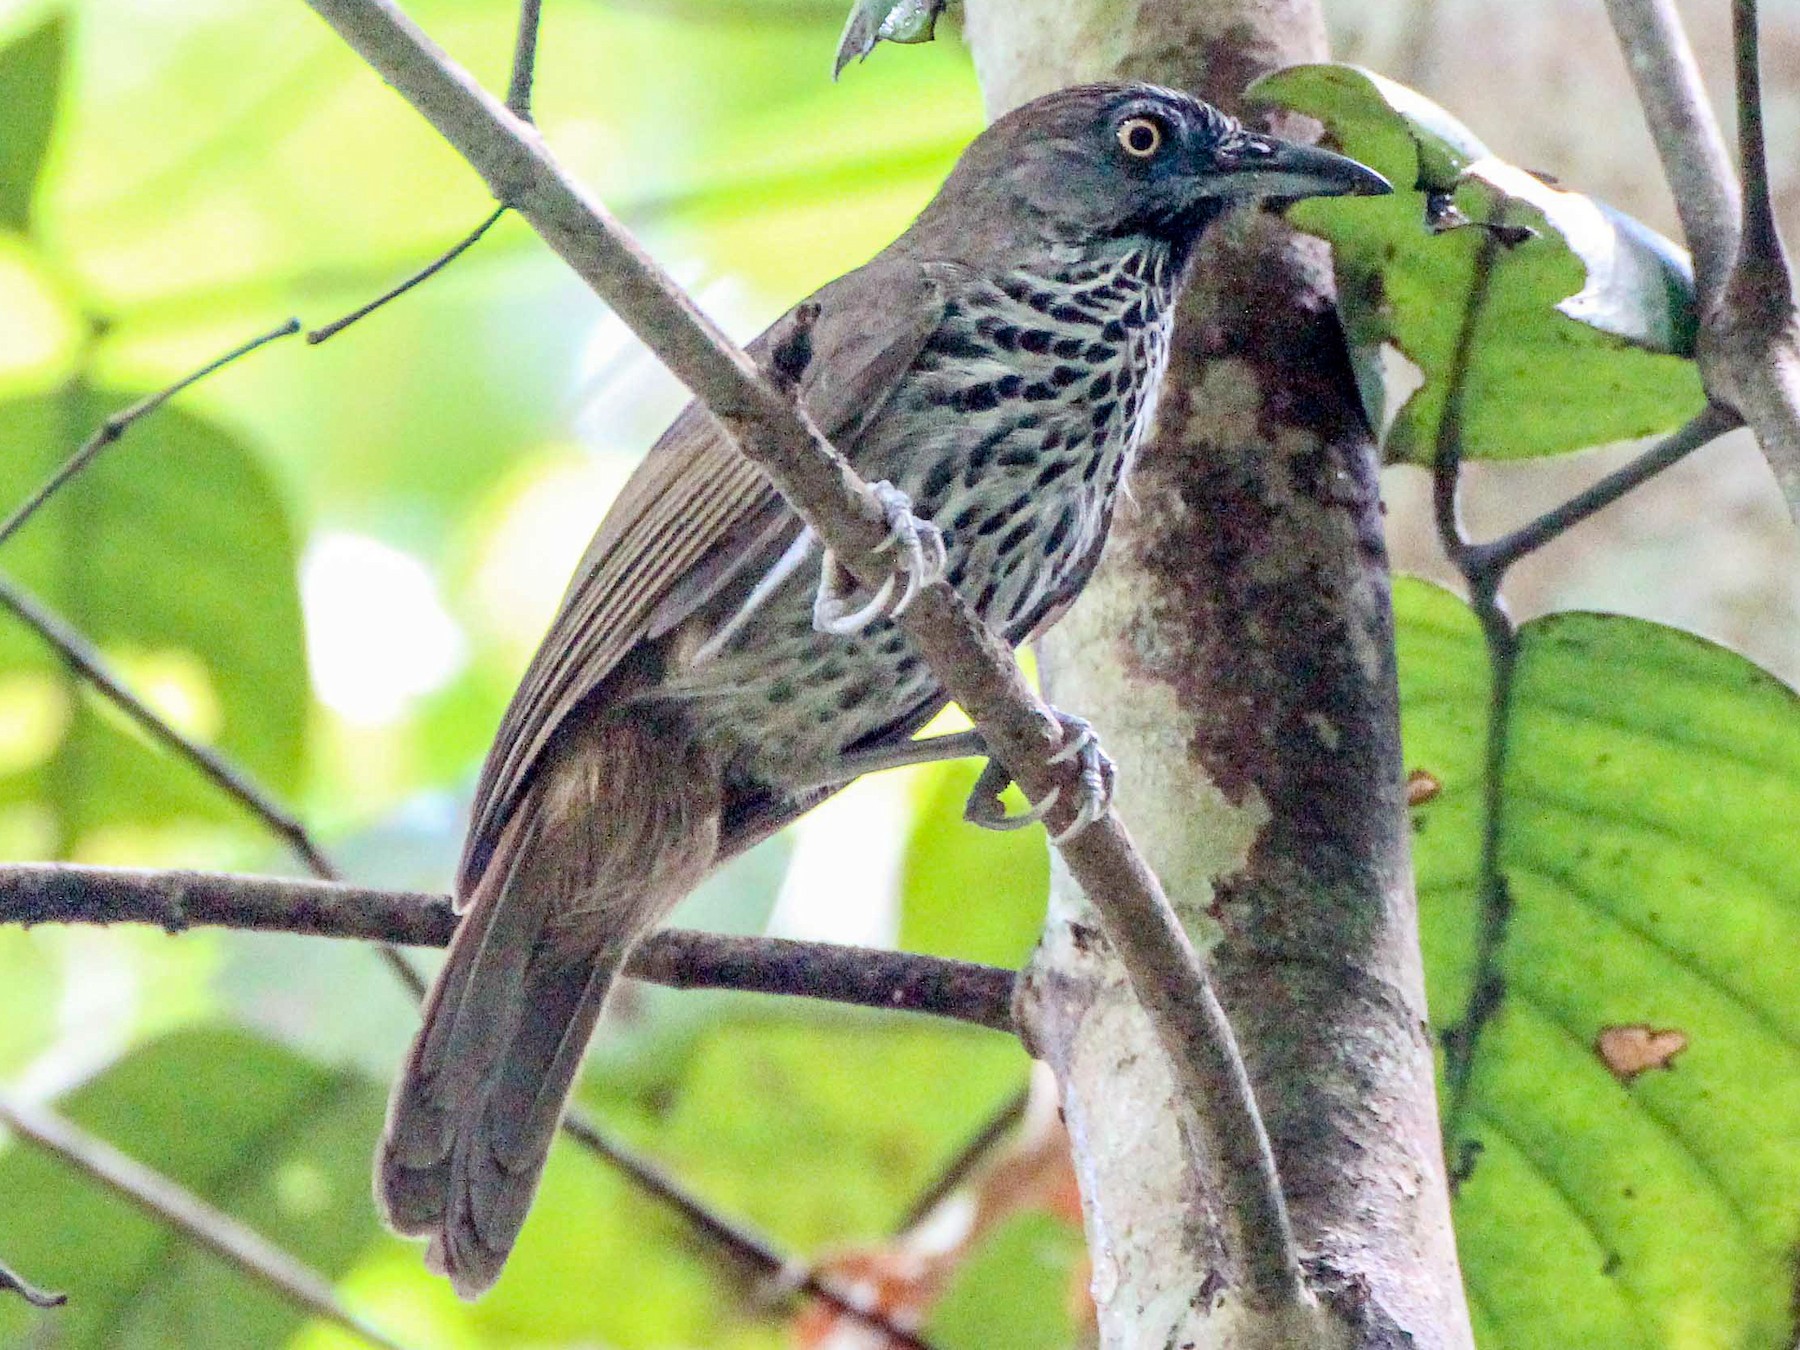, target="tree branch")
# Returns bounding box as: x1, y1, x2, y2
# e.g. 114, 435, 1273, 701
0, 320, 302, 552
1605, 0, 1800, 521
1702, 0, 1800, 518
0, 862, 1017, 1031
1602, 0, 1739, 309
0, 1096, 409, 1350
298, 0, 1303, 1309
